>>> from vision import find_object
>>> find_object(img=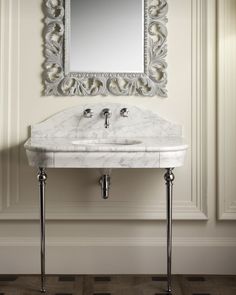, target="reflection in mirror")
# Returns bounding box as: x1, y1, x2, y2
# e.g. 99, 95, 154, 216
70, 0, 144, 73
